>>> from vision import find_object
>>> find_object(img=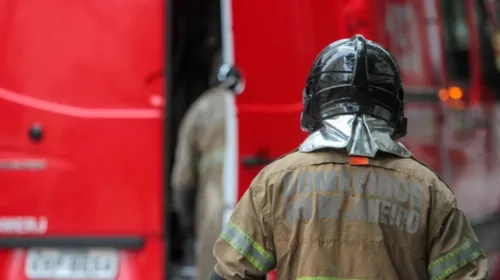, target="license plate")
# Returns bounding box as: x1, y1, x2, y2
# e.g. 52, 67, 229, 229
25, 248, 119, 279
